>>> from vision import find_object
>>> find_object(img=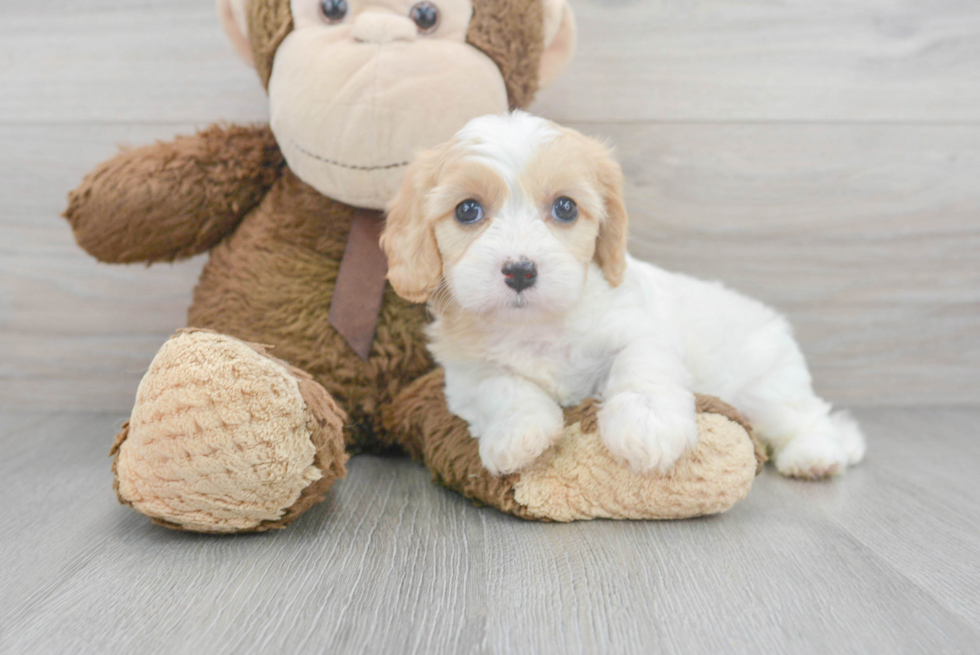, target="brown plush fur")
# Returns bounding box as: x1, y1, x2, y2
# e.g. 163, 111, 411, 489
247, 0, 294, 88
466, 0, 546, 109
66, 124, 284, 264
250, 340, 351, 530
245, 0, 545, 106
381, 369, 531, 517
187, 169, 434, 452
